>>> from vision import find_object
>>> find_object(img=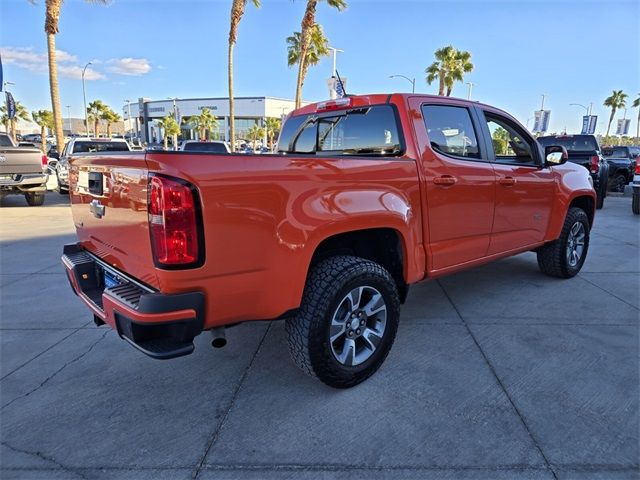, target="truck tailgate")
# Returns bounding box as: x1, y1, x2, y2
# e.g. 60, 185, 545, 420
69, 152, 159, 289
0, 147, 44, 175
